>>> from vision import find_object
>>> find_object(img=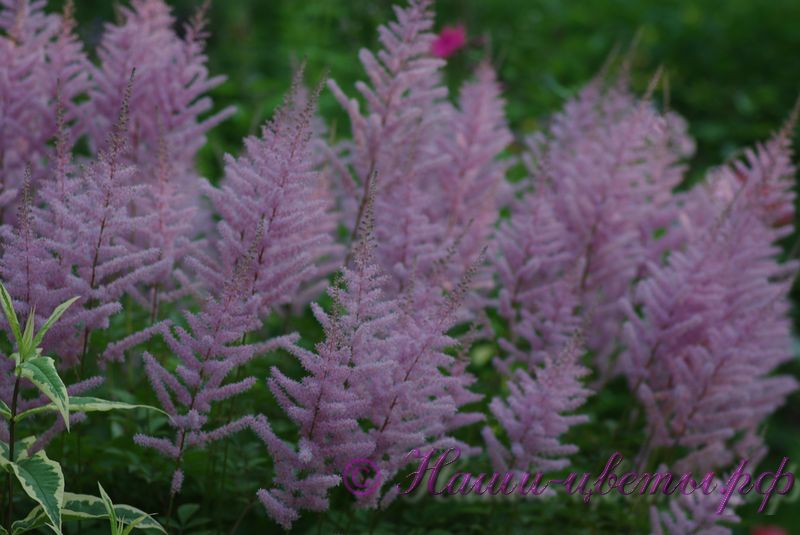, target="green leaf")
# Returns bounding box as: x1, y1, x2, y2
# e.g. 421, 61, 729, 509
0, 399, 11, 420
21, 309, 35, 359
0, 283, 21, 345
121, 515, 150, 535
98, 483, 119, 534
10, 507, 48, 534
17, 357, 69, 432
58, 493, 166, 533
15, 397, 166, 423
10, 450, 64, 533
32, 297, 79, 349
